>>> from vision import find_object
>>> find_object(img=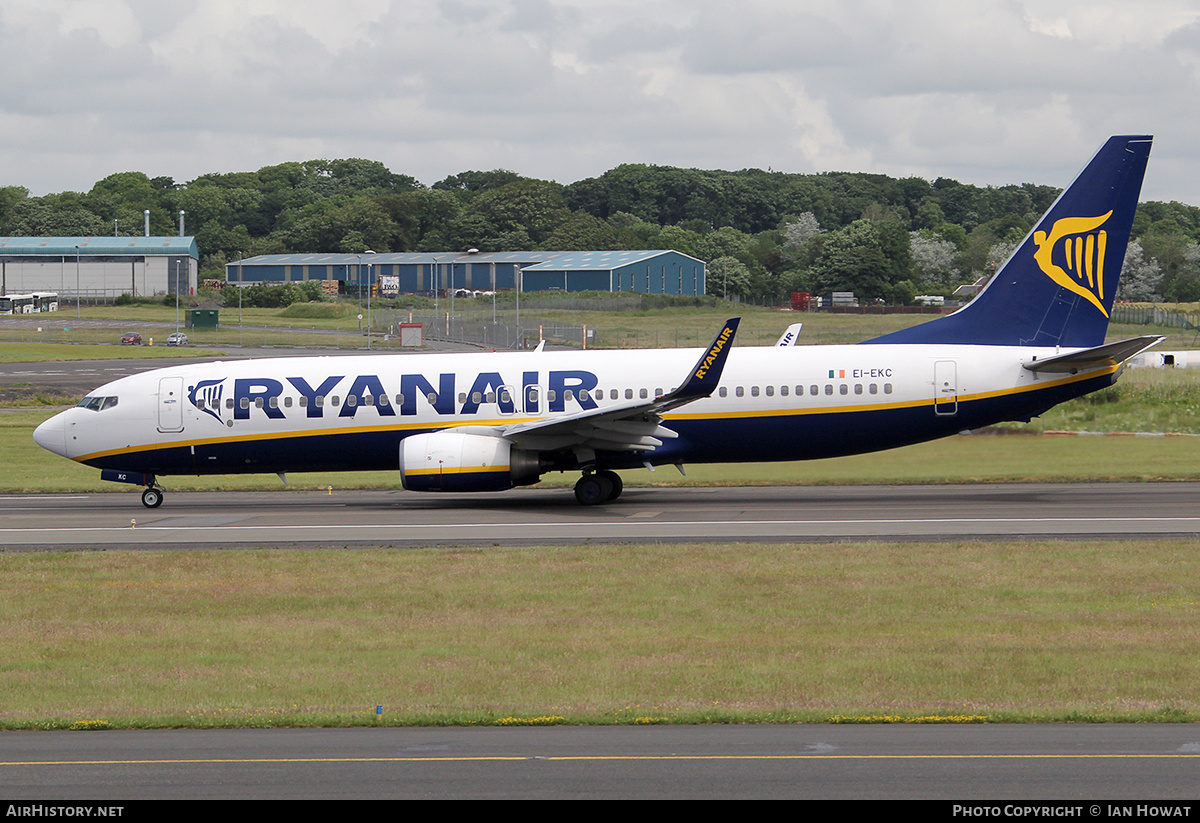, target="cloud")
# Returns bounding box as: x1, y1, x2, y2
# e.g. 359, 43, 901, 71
0, 0, 1198, 205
